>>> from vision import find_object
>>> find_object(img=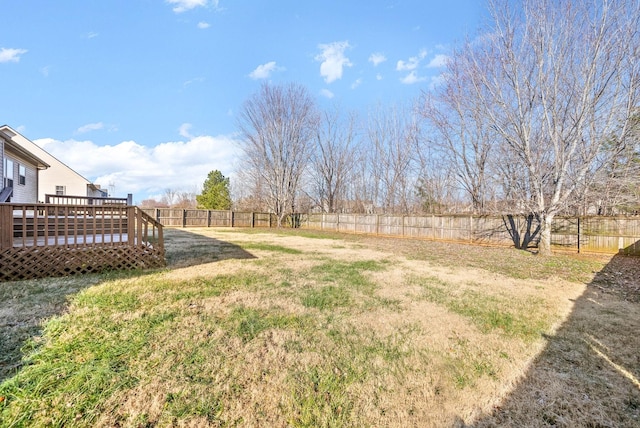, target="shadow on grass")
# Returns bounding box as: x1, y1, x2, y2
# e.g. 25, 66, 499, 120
0, 273, 109, 383
163, 227, 256, 268
468, 247, 640, 427
0, 228, 255, 384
